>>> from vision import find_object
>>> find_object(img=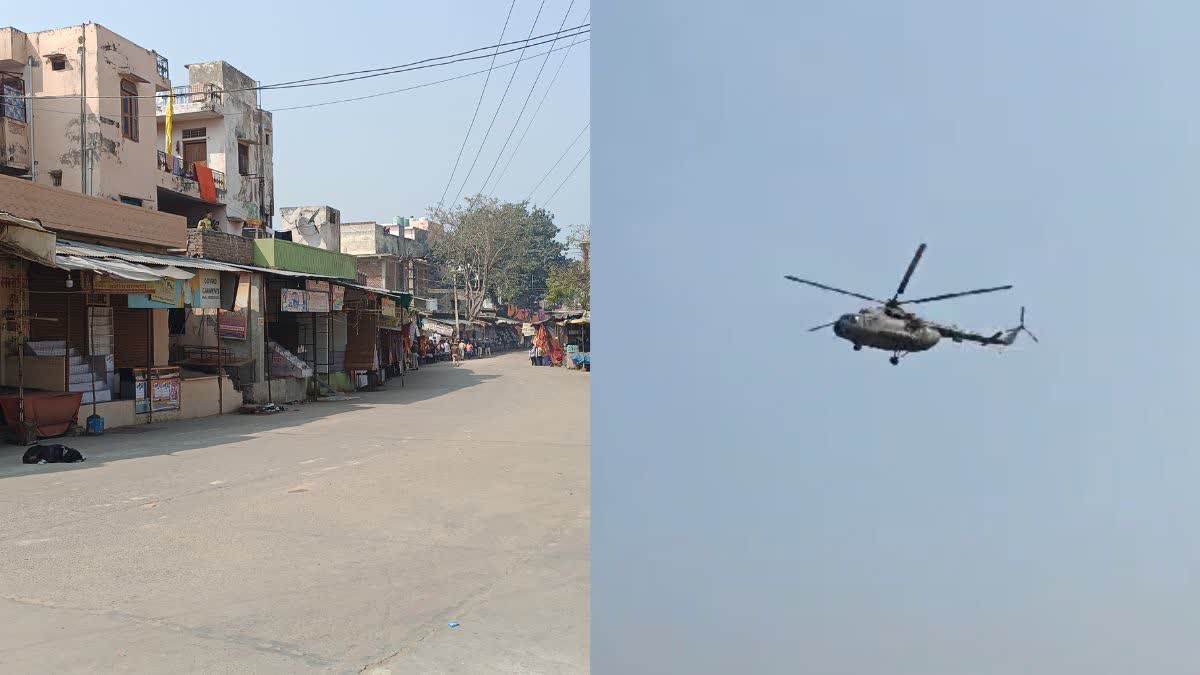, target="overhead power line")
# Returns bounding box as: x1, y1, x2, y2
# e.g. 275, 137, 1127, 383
526, 123, 590, 201
447, 0, 549, 211
435, 0, 519, 215
21, 24, 589, 101
490, 9, 590, 197
32, 39, 589, 119
478, 0, 578, 196
542, 147, 589, 207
